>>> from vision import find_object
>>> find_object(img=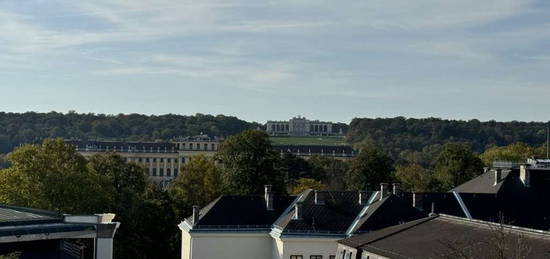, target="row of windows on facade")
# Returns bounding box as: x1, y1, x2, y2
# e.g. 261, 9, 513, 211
271, 124, 329, 132
81, 142, 217, 152
149, 167, 178, 178
176, 143, 218, 151
126, 157, 185, 163
290, 255, 335, 259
